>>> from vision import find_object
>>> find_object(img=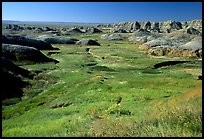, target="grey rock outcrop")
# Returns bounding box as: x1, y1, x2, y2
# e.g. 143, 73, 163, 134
125, 20, 202, 58
96, 24, 114, 29
101, 33, 127, 40
5, 24, 24, 31
76, 39, 100, 46
128, 30, 162, 43
37, 36, 79, 44
86, 27, 103, 33
33, 28, 44, 33
111, 20, 202, 33
2, 44, 59, 63
2, 35, 58, 50
68, 27, 84, 34
186, 27, 201, 35
178, 38, 202, 51
143, 37, 174, 47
